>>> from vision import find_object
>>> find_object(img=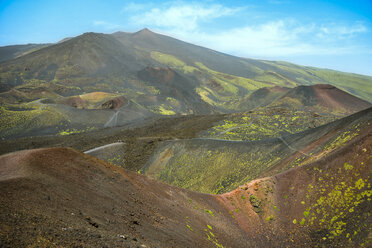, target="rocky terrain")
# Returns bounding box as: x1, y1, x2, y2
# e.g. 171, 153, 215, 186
1, 108, 370, 247
0, 29, 371, 247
